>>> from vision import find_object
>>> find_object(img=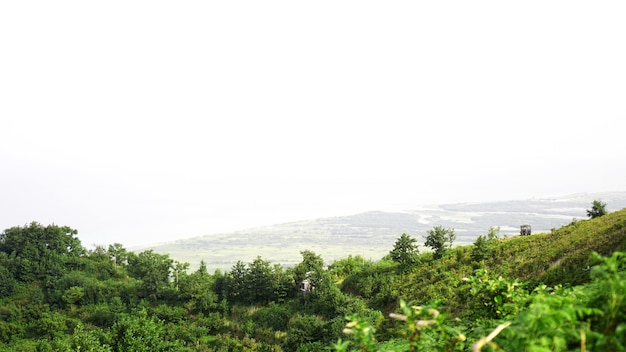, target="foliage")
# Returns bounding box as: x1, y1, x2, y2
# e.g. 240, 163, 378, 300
389, 233, 421, 270
332, 314, 378, 351
493, 250, 626, 351
284, 314, 334, 351
0, 222, 83, 282
224, 256, 293, 305
486, 226, 500, 241
107, 243, 129, 267
177, 260, 218, 313
328, 255, 371, 283
110, 310, 180, 352
472, 227, 500, 262
332, 250, 626, 351
587, 199, 608, 219
127, 250, 174, 302
0, 256, 16, 298
424, 226, 456, 259
339, 258, 400, 309
294, 250, 325, 284
333, 300, 467, 352
586, 251, 626, 349
391, 300, 467, 352
1, 209, 625, 351
62, 286, 85, 306
461, 268, 530, 320
471, 236, 491, 263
